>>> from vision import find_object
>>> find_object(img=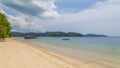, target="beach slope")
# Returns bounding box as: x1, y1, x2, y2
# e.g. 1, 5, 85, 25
0, 39, 88, 68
